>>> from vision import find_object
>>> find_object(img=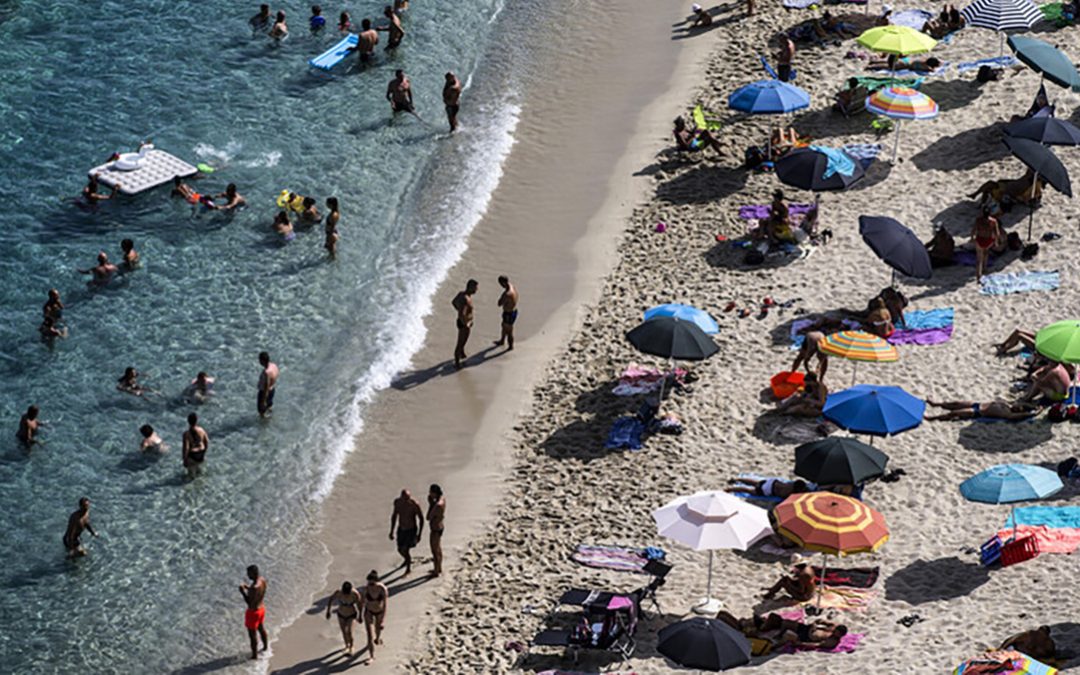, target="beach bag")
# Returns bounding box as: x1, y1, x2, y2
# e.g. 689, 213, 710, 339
1048, 403, 1066, 422
744, 249, 765, 265
1021, 242, 1039, 260
744, 146, 766, 169
976, 65, 1001, 83
1006, 231, 1022, 251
